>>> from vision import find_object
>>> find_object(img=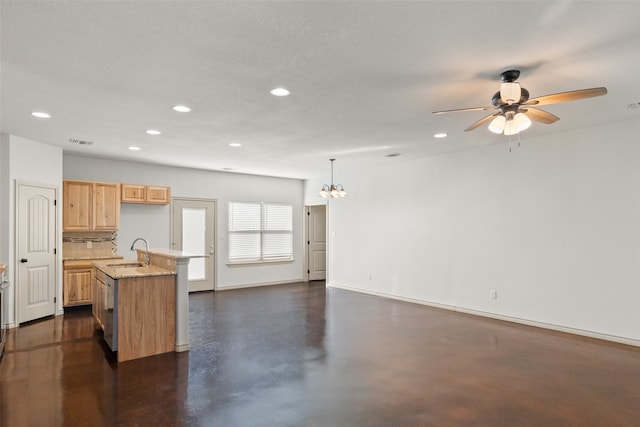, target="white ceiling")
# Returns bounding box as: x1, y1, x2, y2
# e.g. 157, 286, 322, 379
2, 1, 640, 180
